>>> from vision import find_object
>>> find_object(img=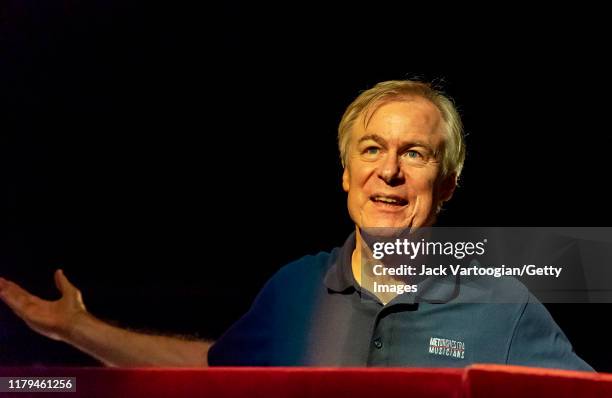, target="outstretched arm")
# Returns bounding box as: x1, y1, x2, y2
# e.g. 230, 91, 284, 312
0, 270, 212, 367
